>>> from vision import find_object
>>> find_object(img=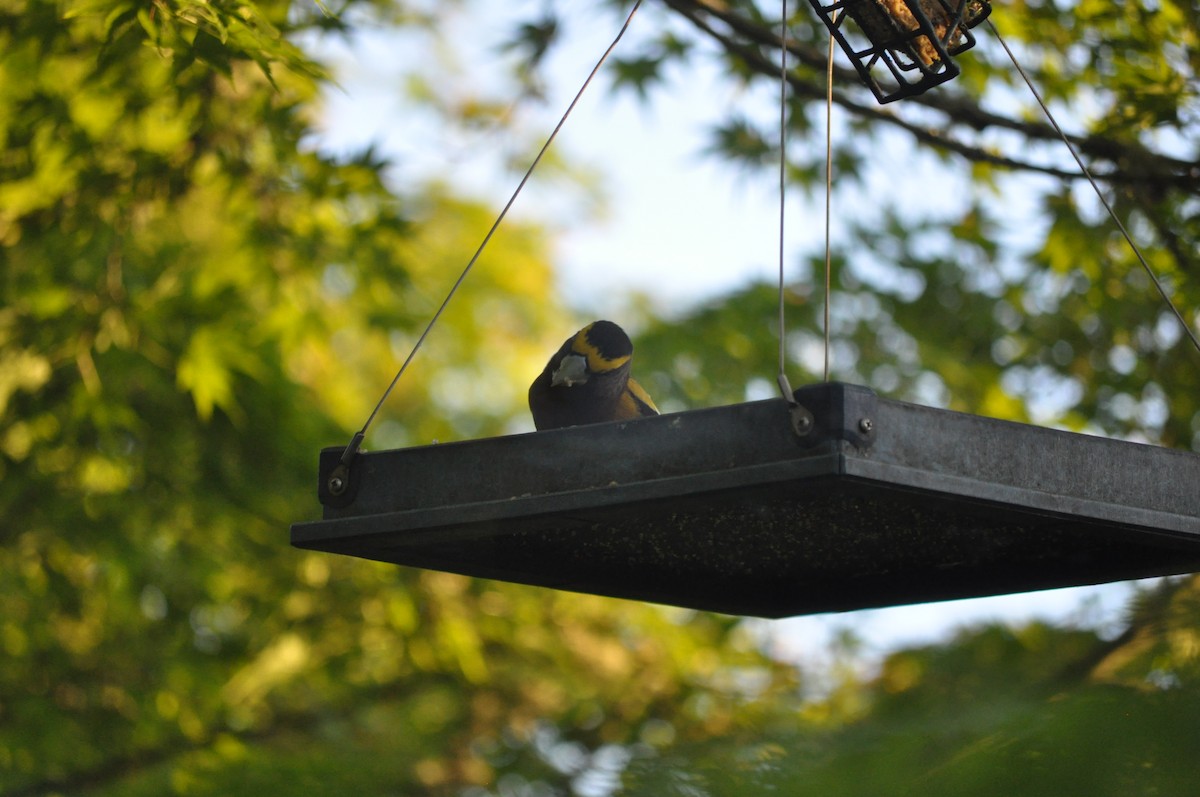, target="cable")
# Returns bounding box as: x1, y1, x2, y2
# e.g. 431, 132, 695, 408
334, 0, 646, 474
823, 15, 837, 382
775, 0, 817, 437
988, 19, 1200, 357
777, 0, 795, 403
